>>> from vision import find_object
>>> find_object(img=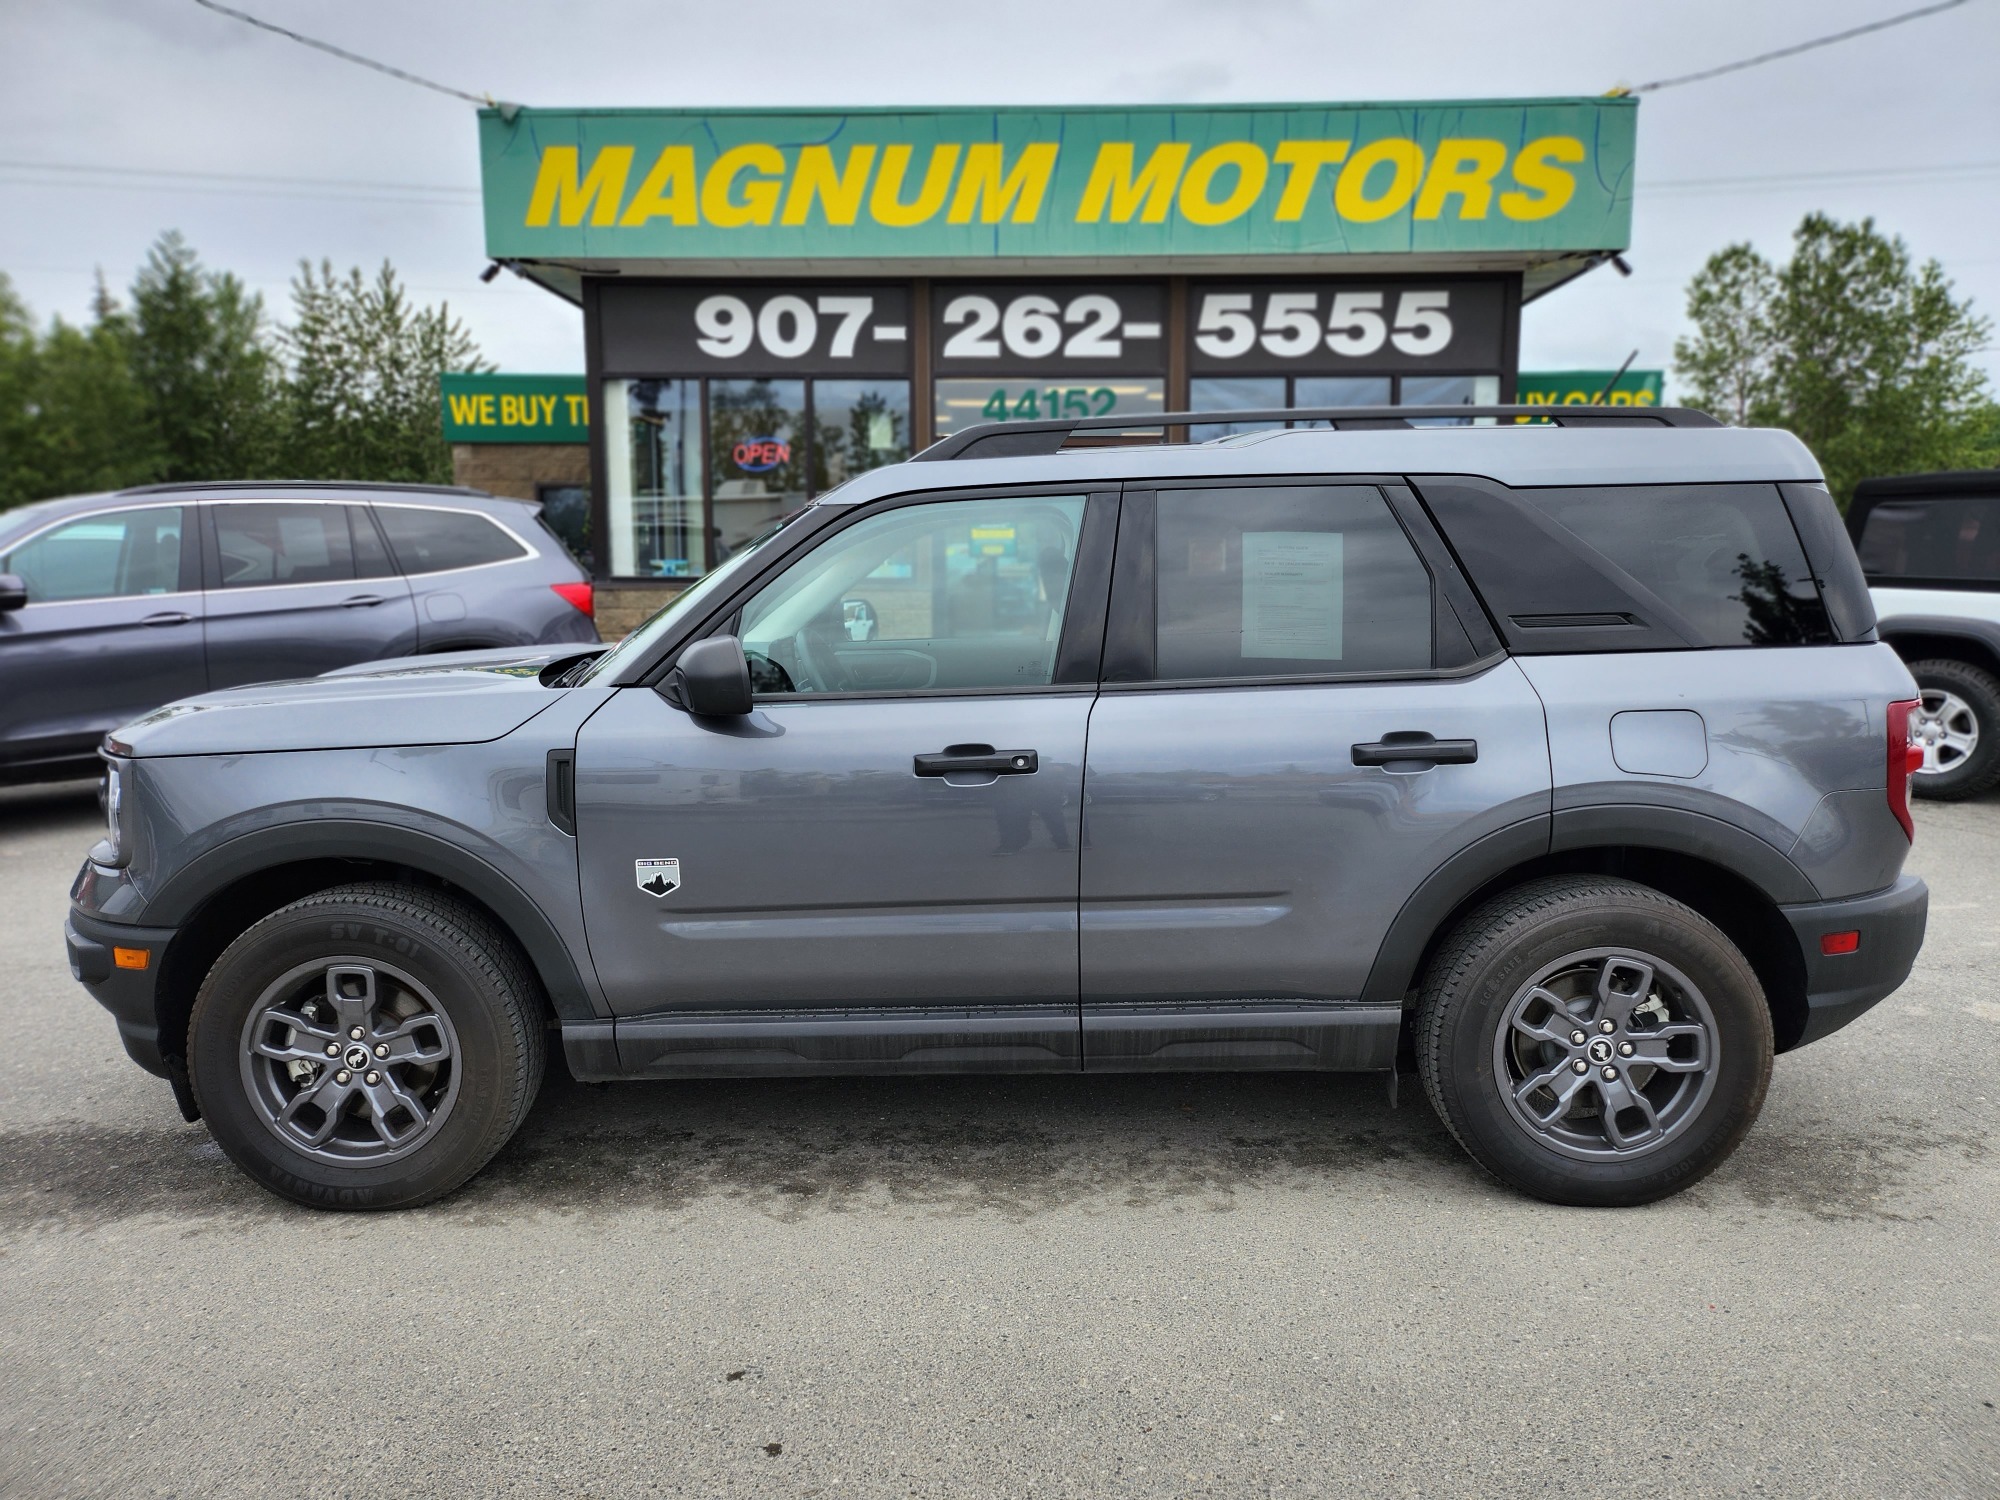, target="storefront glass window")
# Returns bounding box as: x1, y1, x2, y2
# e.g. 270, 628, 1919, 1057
1188, 377, 1286, 440
934, 378, 1165, 438
1292, 377, 1393, 426
1400, 374, 1502, 425
606, 378, 703, 578
709, 378, 809, 566
813, 380, 911, 487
